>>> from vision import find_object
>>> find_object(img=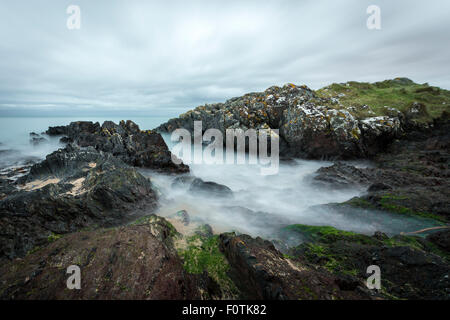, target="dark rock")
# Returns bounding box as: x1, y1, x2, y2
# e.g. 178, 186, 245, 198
195, 224, 214, 238
59, 136, 73, 144
29, 136, 48, 146
157, 83, 406, 159
313, 162, 373, 189
0, 215, 203, 299
427, 229, 450, 252
47, 120, 188, 174
0, 146, 158, 262
368, 182, 392, 192
189, 178, 233, 198
288, 227, 450, 300
218, 233, 372, 300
